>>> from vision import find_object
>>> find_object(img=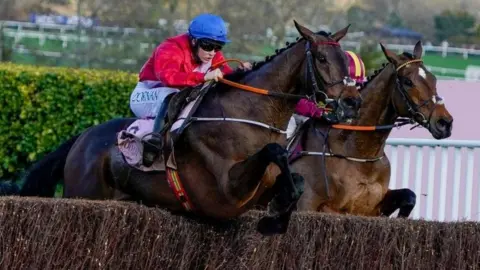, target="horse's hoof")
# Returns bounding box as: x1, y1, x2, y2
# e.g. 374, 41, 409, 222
256, 216, 288, 236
